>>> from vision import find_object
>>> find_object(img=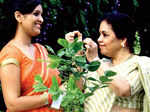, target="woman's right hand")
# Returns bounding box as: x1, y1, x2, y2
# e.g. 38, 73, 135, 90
65, 31, 99, 62
65, 31, 82, 43
83, 38, 99, 62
